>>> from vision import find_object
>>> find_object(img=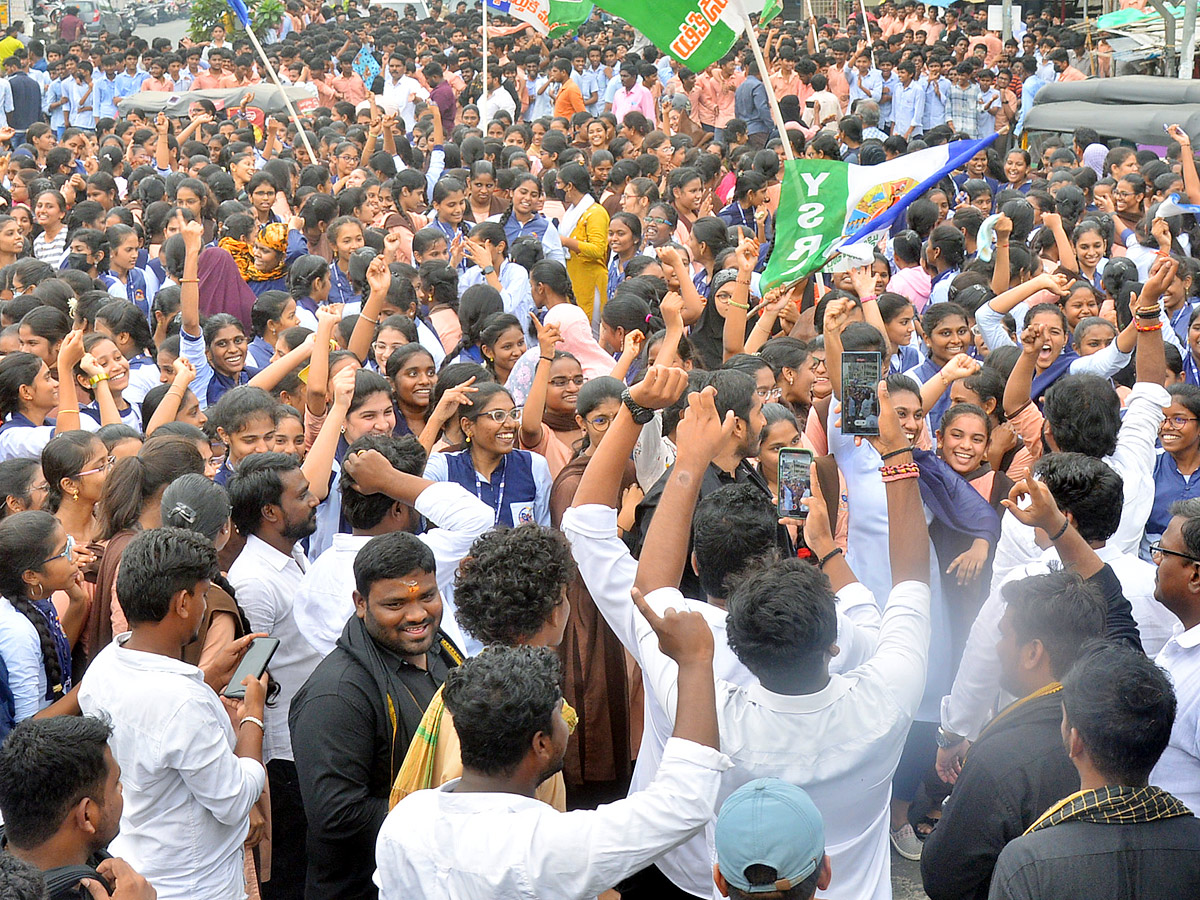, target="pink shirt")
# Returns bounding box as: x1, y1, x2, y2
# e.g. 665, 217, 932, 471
886, 265, 932, 312
612, 84, 656, 125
